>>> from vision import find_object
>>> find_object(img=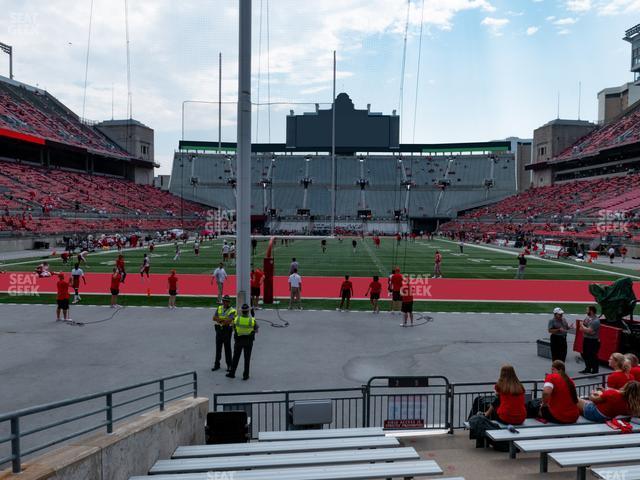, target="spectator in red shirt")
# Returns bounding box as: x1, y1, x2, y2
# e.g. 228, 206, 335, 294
434, 251, 443, 278
373, 235, 381, 249
110, 267, 122, 308
365, 275, 382, 313
578, 381, 640, 422
484, 365, 526, 425
168, 270, 178, 309
389, 268, 403, 314
250, 267, 264, 309
56, 273, 70, 322
625, 354, 640, 382
539, 360, 579, 424
401, 282, 414, 327
607, 353, 633, 389
116, 254, 127, 284
338, 275, 354, 311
